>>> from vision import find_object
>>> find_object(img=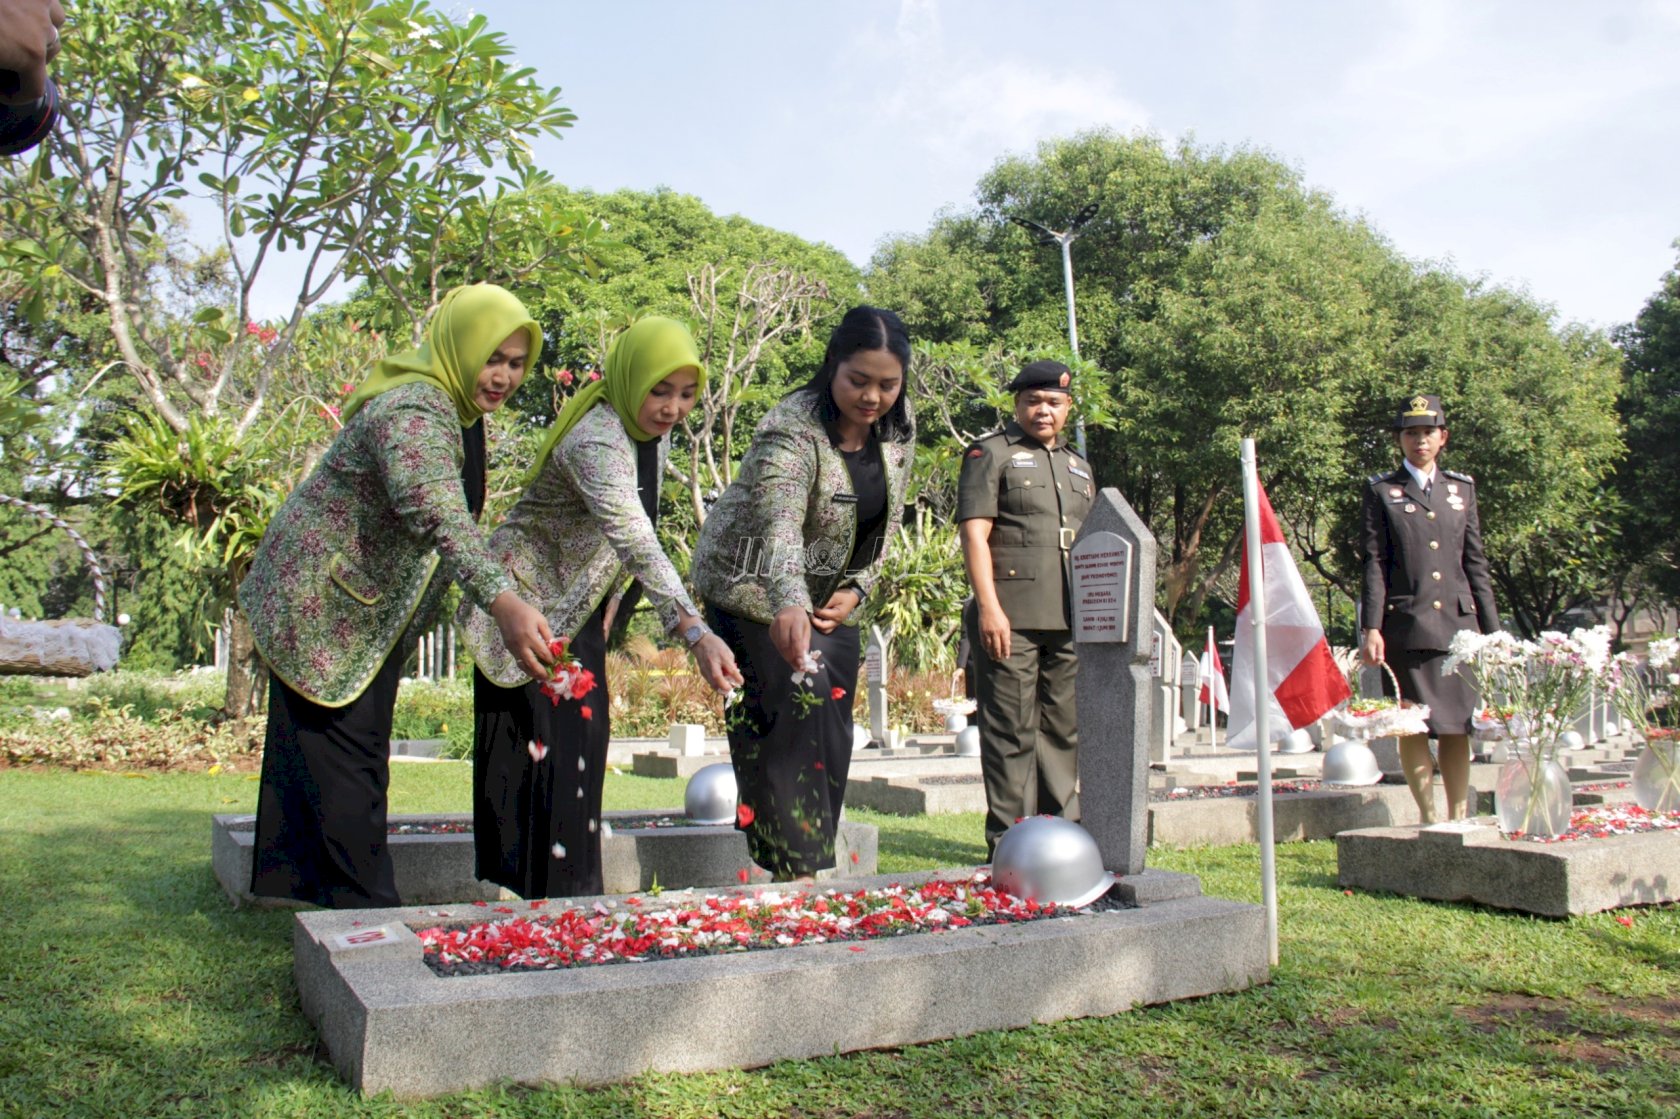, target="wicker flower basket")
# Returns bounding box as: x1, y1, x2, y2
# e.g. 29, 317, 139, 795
1332, 661, 1430, 738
